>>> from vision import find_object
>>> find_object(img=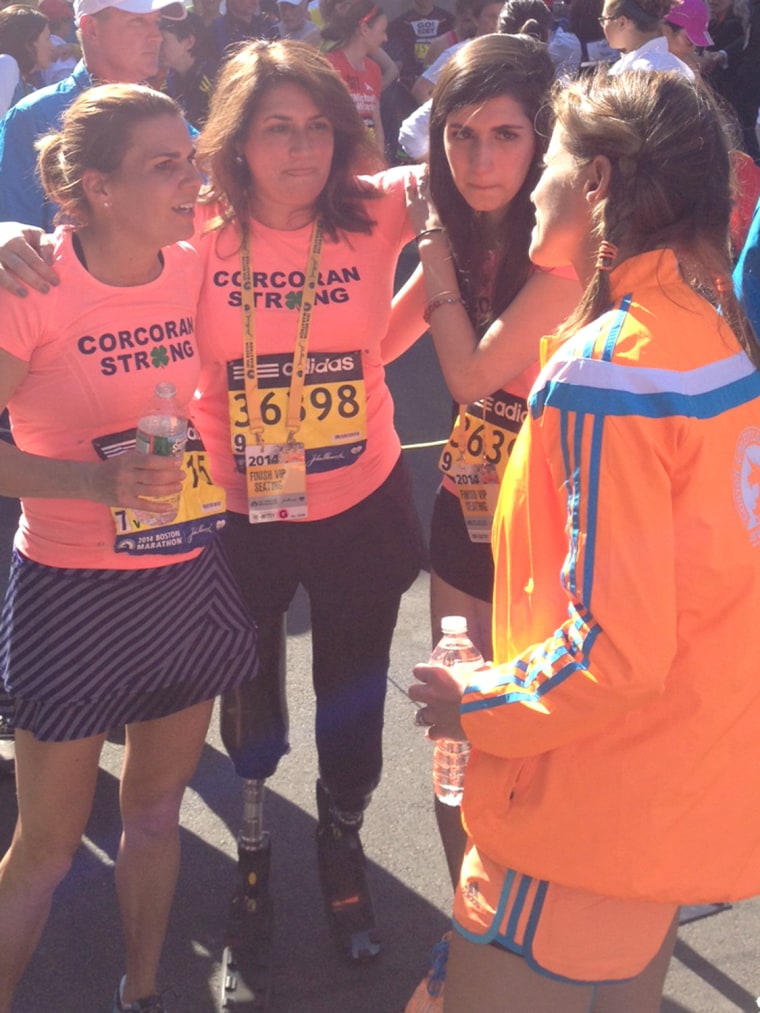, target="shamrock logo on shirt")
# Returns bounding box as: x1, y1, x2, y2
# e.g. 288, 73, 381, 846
285, 290, 302, 310
151, 346, 170, 368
